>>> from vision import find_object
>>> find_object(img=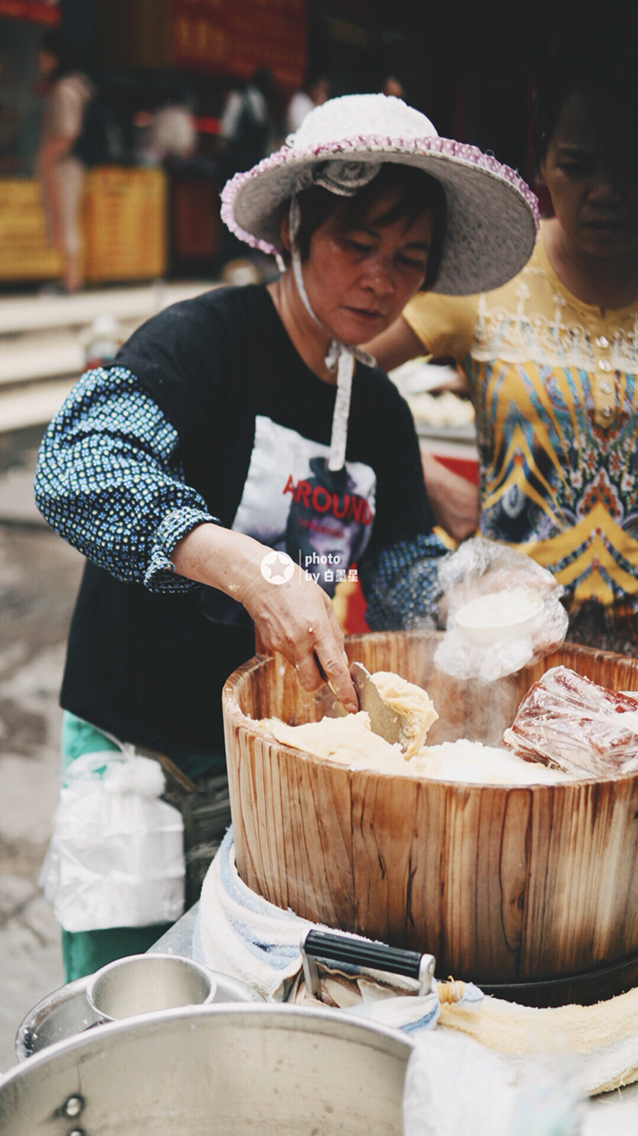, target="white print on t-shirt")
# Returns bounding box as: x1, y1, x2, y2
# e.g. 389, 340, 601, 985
232, 416, 376, 595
